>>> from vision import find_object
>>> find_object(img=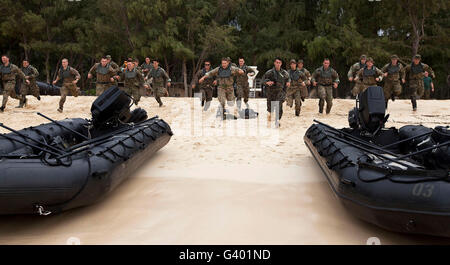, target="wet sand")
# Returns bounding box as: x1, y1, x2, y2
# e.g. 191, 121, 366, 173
0, 95, 449, 244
